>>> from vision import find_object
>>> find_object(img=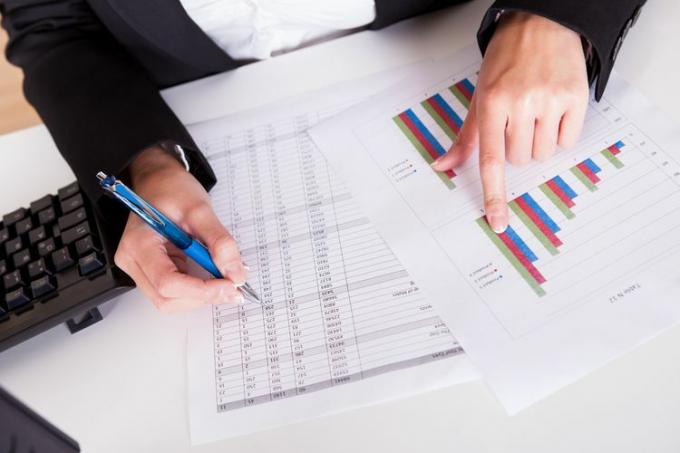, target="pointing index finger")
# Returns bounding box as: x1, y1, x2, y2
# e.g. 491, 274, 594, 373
478, 107, 509, 233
